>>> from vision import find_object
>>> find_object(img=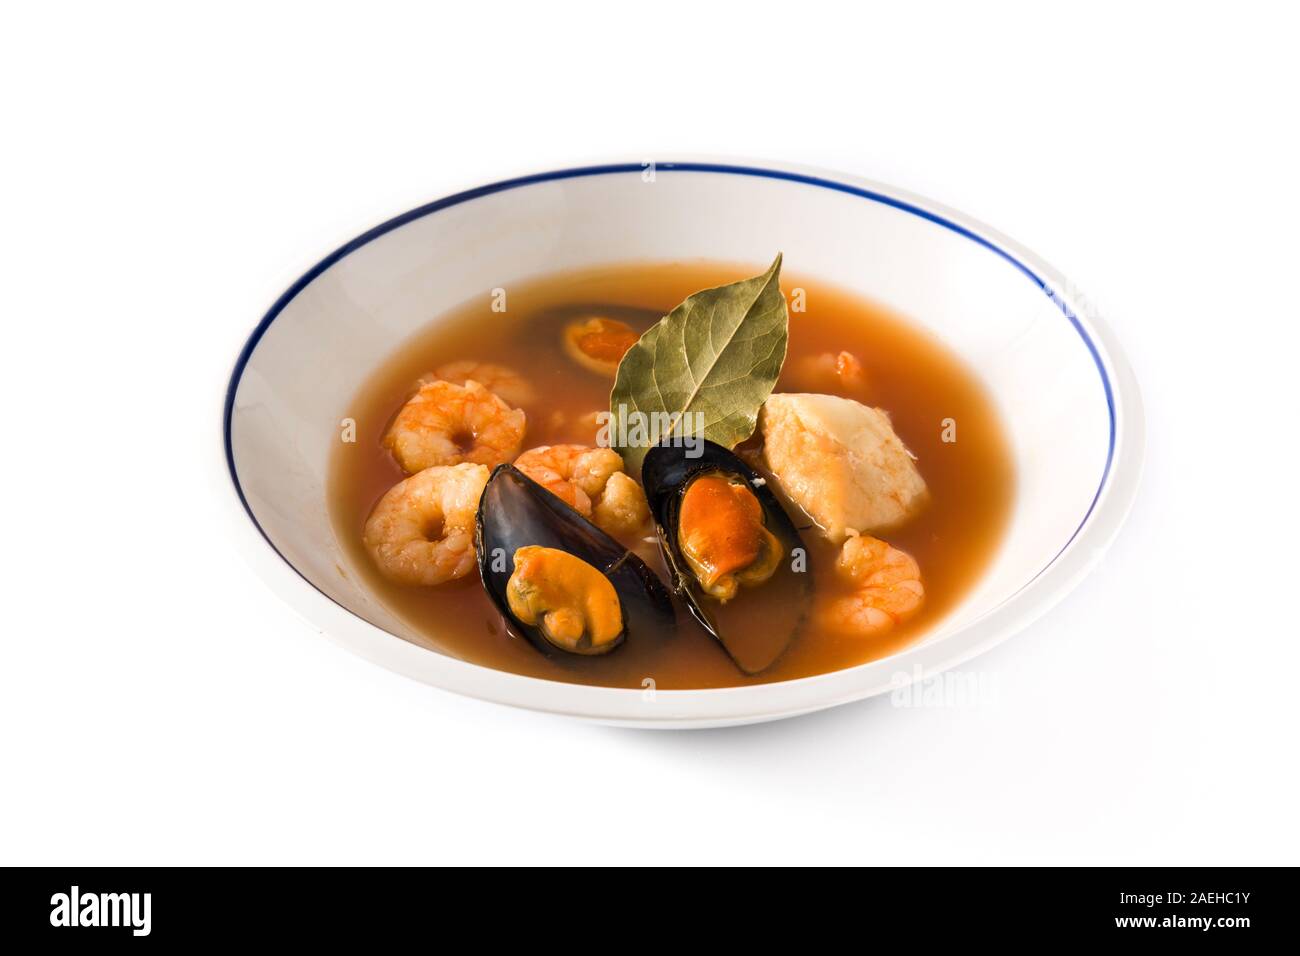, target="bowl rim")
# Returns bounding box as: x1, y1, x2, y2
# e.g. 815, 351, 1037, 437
221, 157, 1144, 726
